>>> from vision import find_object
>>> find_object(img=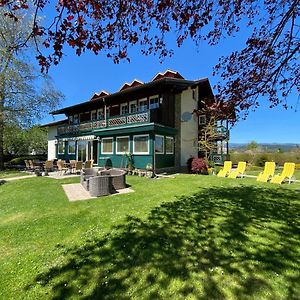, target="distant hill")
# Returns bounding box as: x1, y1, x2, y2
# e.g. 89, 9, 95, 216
230, 143, 300, 152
